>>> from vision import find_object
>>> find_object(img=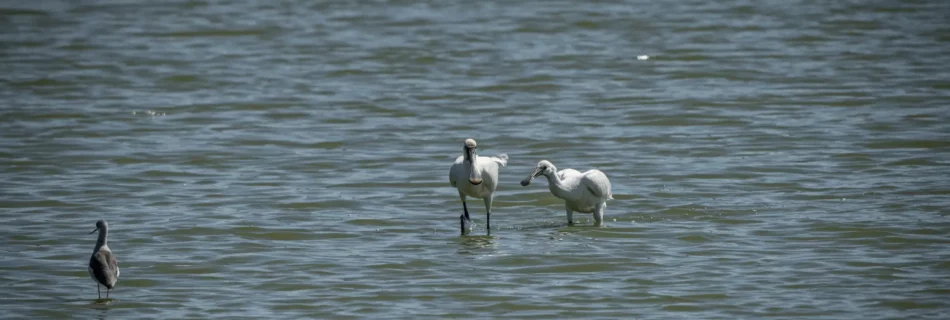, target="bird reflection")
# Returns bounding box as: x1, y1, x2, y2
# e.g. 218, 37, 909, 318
456, 235, 497, 255
94, 304, 110, 320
